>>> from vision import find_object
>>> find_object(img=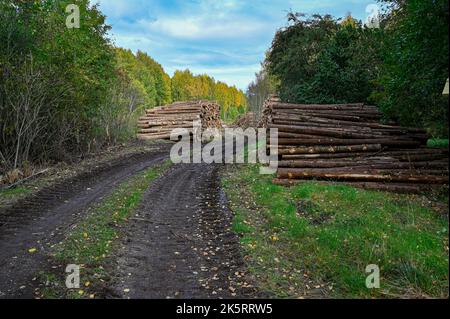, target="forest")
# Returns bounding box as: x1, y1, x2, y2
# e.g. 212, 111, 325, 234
0, 0, 448, 302
1, 0, 448, 171
247, 0, 449, 138
0, 0, 246, 172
